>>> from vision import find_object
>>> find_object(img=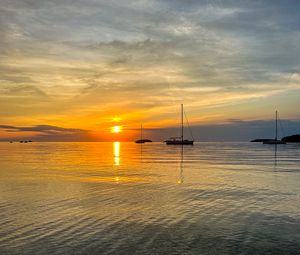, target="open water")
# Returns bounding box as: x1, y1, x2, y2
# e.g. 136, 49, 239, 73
0, 142, 300, 254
